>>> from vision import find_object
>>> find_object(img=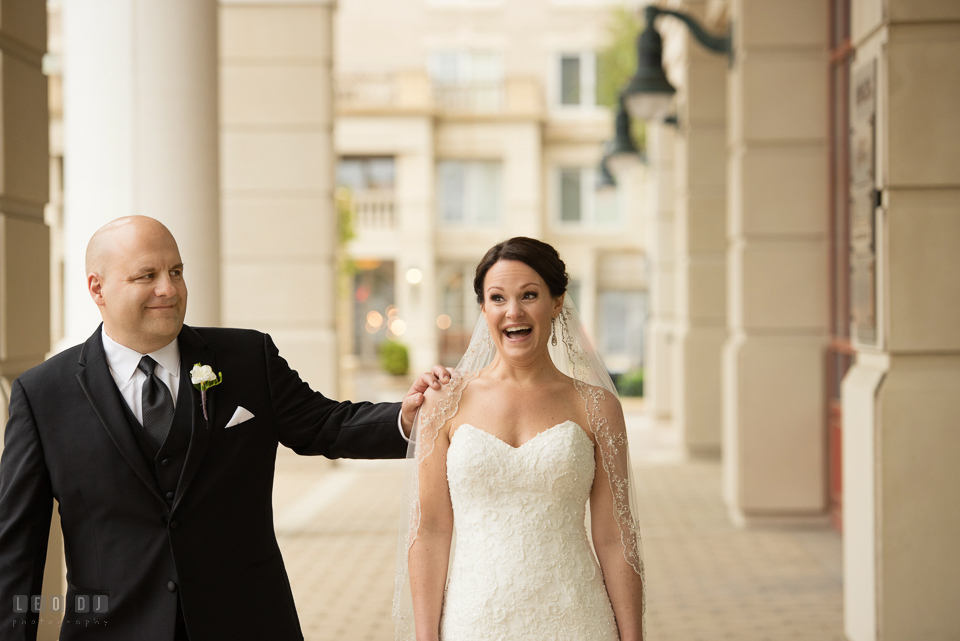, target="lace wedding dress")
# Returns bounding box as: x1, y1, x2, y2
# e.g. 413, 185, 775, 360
394, 297, 644, 641
439, 421, 619, 641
